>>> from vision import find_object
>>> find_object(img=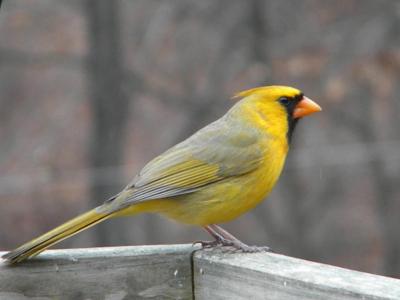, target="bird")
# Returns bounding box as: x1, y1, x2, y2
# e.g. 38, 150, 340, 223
2, 85, 321, 264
